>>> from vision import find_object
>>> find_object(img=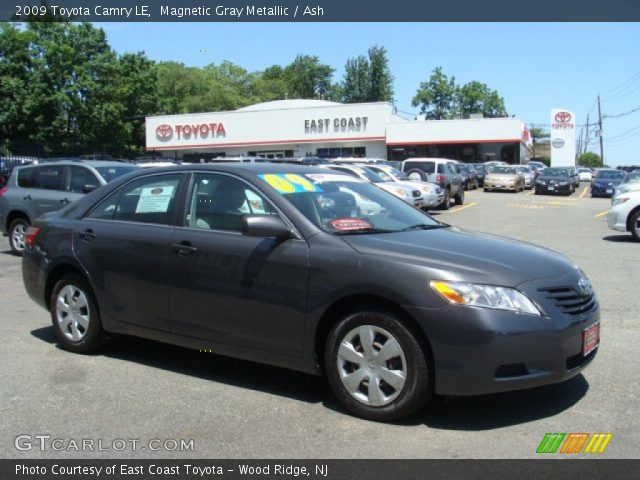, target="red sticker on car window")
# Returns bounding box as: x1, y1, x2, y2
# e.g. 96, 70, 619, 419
328, 218, 373, 231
